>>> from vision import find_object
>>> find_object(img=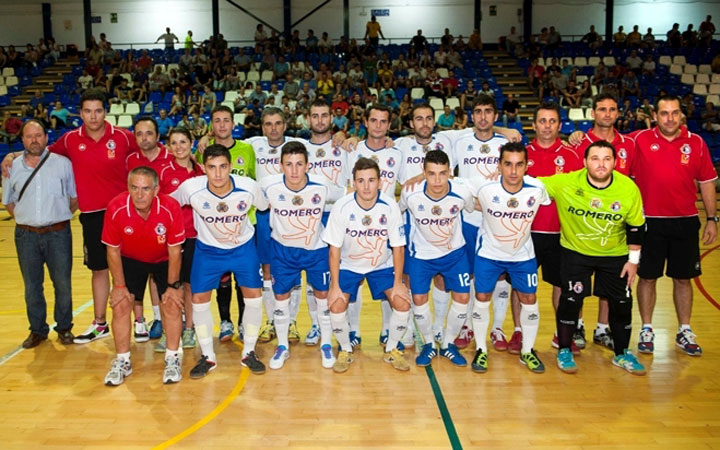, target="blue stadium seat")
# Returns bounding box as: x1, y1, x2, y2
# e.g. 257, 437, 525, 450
561, 120, 575, 135
577, 121, 593, 132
